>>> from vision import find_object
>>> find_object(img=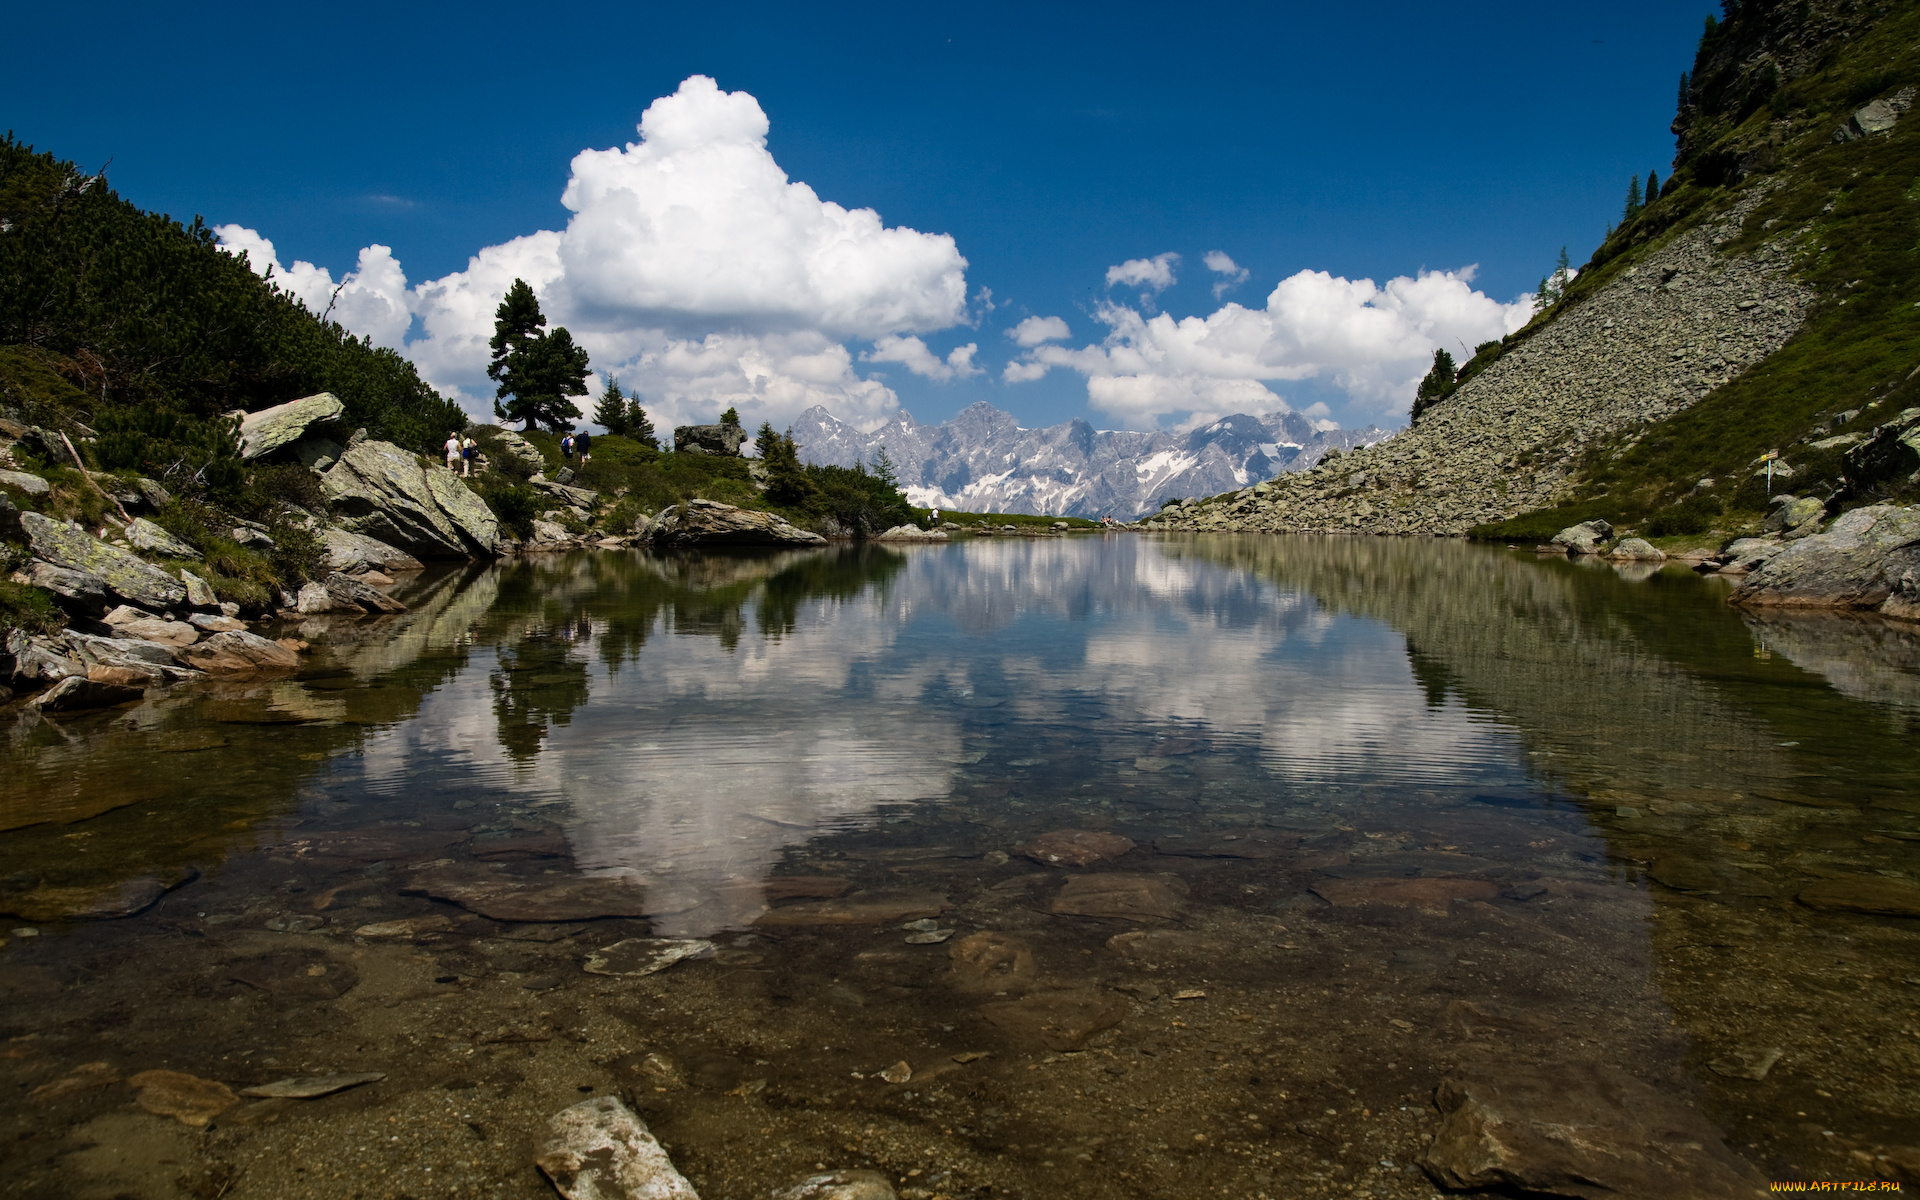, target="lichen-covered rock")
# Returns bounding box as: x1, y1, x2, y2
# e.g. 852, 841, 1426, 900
175, 629, 301, 674
322, 440, 498, 558
238, 392, 345, 460
639, 500, 827, 547
0, 469, 51, 497
1730, 504, 1920, 617
20, 512, 188, 609
3, 629, 84, 687
180, 569, 219, 608
125, 517, 202, 560
1842, 406, 1920, 492
319, 527, 423, 574
874, 524, 948, 541
1760, 495, 1826, 535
